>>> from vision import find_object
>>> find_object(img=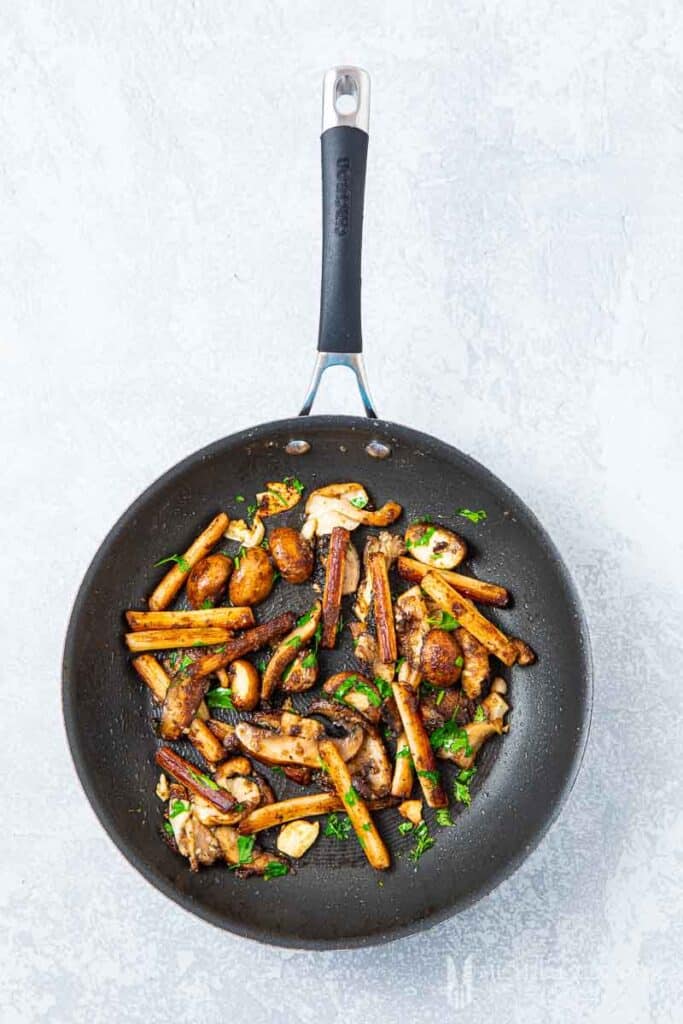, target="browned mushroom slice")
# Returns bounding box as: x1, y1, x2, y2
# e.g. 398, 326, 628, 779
353, 532, 406, 623
213, 826, 289, 878
321, 527, 349, 648
396, 556, 509, 607
455, 626, 490, 699
256, 479, 304, 517
305, 484, 402, 536
186, 717, 228, 766
235, 710, 364, 769
269, 526, 315, 583
420, 571, 520, 666
481, 689, 510, 724
404, 523, 467, 569
280, 647, 319, 692
322, 671, 382, 723
368, 551, 397, 662
435, 719, 505, 770
394, 585, 430, 670
419, 686, 470, 733
308, 699, 392, 799
261, 602, 322, 701
510, 638, 536, 665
